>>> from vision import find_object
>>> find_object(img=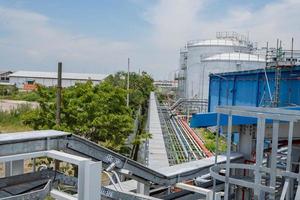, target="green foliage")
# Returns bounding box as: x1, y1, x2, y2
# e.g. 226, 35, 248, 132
0, 85, 18, 96
23, 81, 134, 153
197, 128, 227, 153
22, 71, 154, 154
0, 88, 42, 102
104, 71, 155, 113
